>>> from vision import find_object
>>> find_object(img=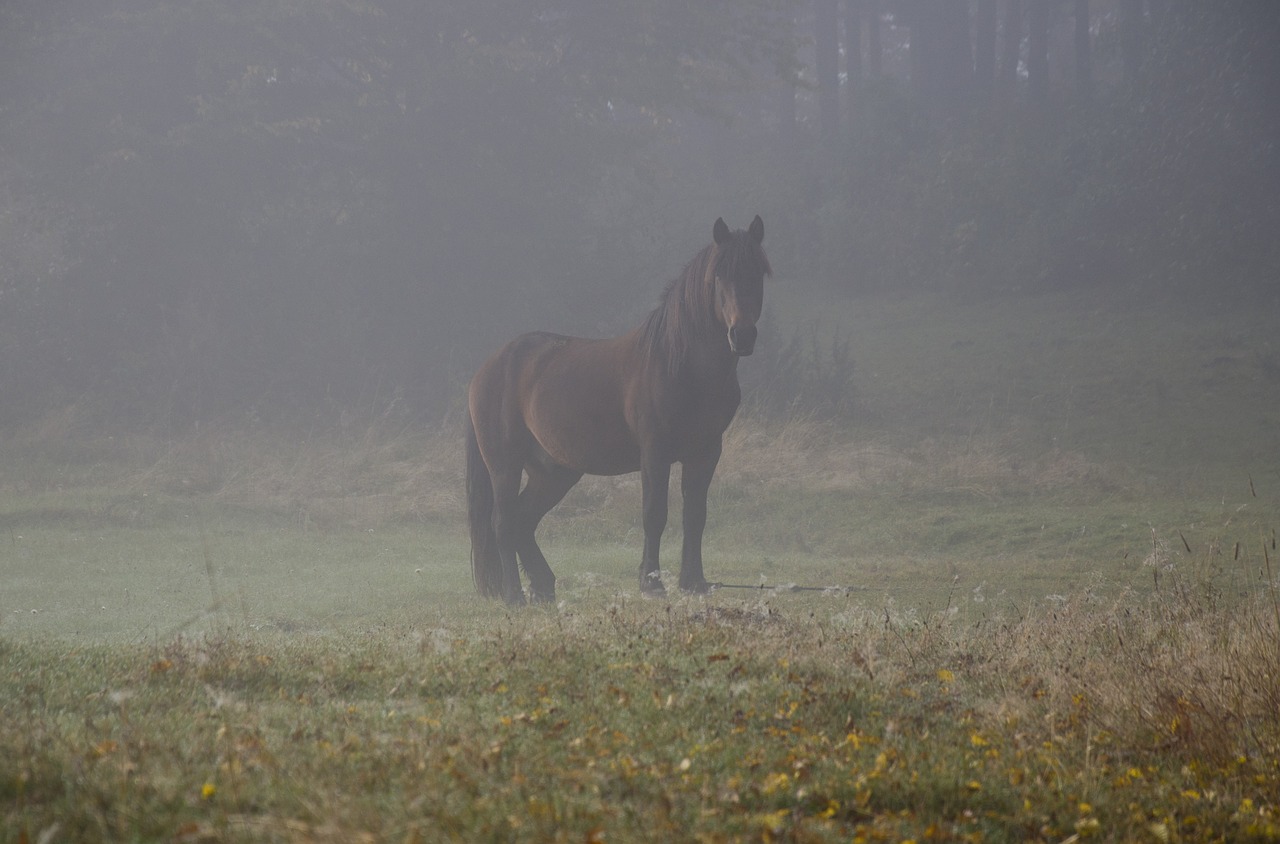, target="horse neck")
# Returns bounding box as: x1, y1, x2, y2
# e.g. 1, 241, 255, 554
646, 246, 735, 382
